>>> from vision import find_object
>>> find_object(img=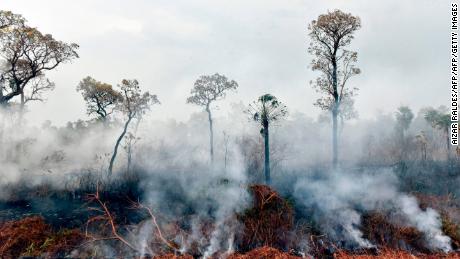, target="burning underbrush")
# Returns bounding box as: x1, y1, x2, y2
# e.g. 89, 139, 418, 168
334, 248, 460, 259
416, 194, 460, 250
227, 246, 300, 259
0, 216, 84, 258
235, 184, 294, 251
1, 172, 460, 258
361, 212, 429, 253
